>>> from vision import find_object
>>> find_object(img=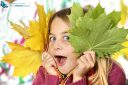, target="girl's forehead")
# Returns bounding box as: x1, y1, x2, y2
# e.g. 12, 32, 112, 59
50, 17, 69, 34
